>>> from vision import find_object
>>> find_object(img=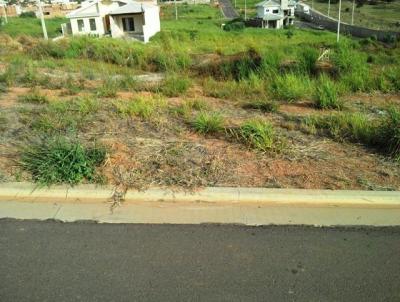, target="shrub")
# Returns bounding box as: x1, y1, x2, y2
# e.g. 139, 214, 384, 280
18, 89, 49, 104
235, 119, 277, 151
223, 18, 246, 32
313, 76, 342, 109
192, 112, 224, 134
19, 12, 36, 18
19, 137, 106, 186
161, 73, 191, 97
271, 73, 311, 102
